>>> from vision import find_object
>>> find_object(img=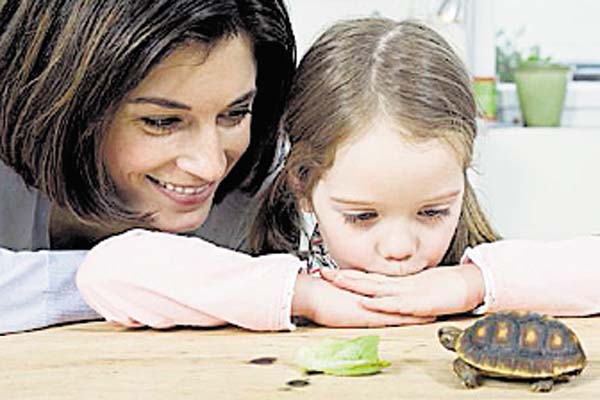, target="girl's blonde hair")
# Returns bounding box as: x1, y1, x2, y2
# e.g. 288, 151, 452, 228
251, 18, 499, 263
